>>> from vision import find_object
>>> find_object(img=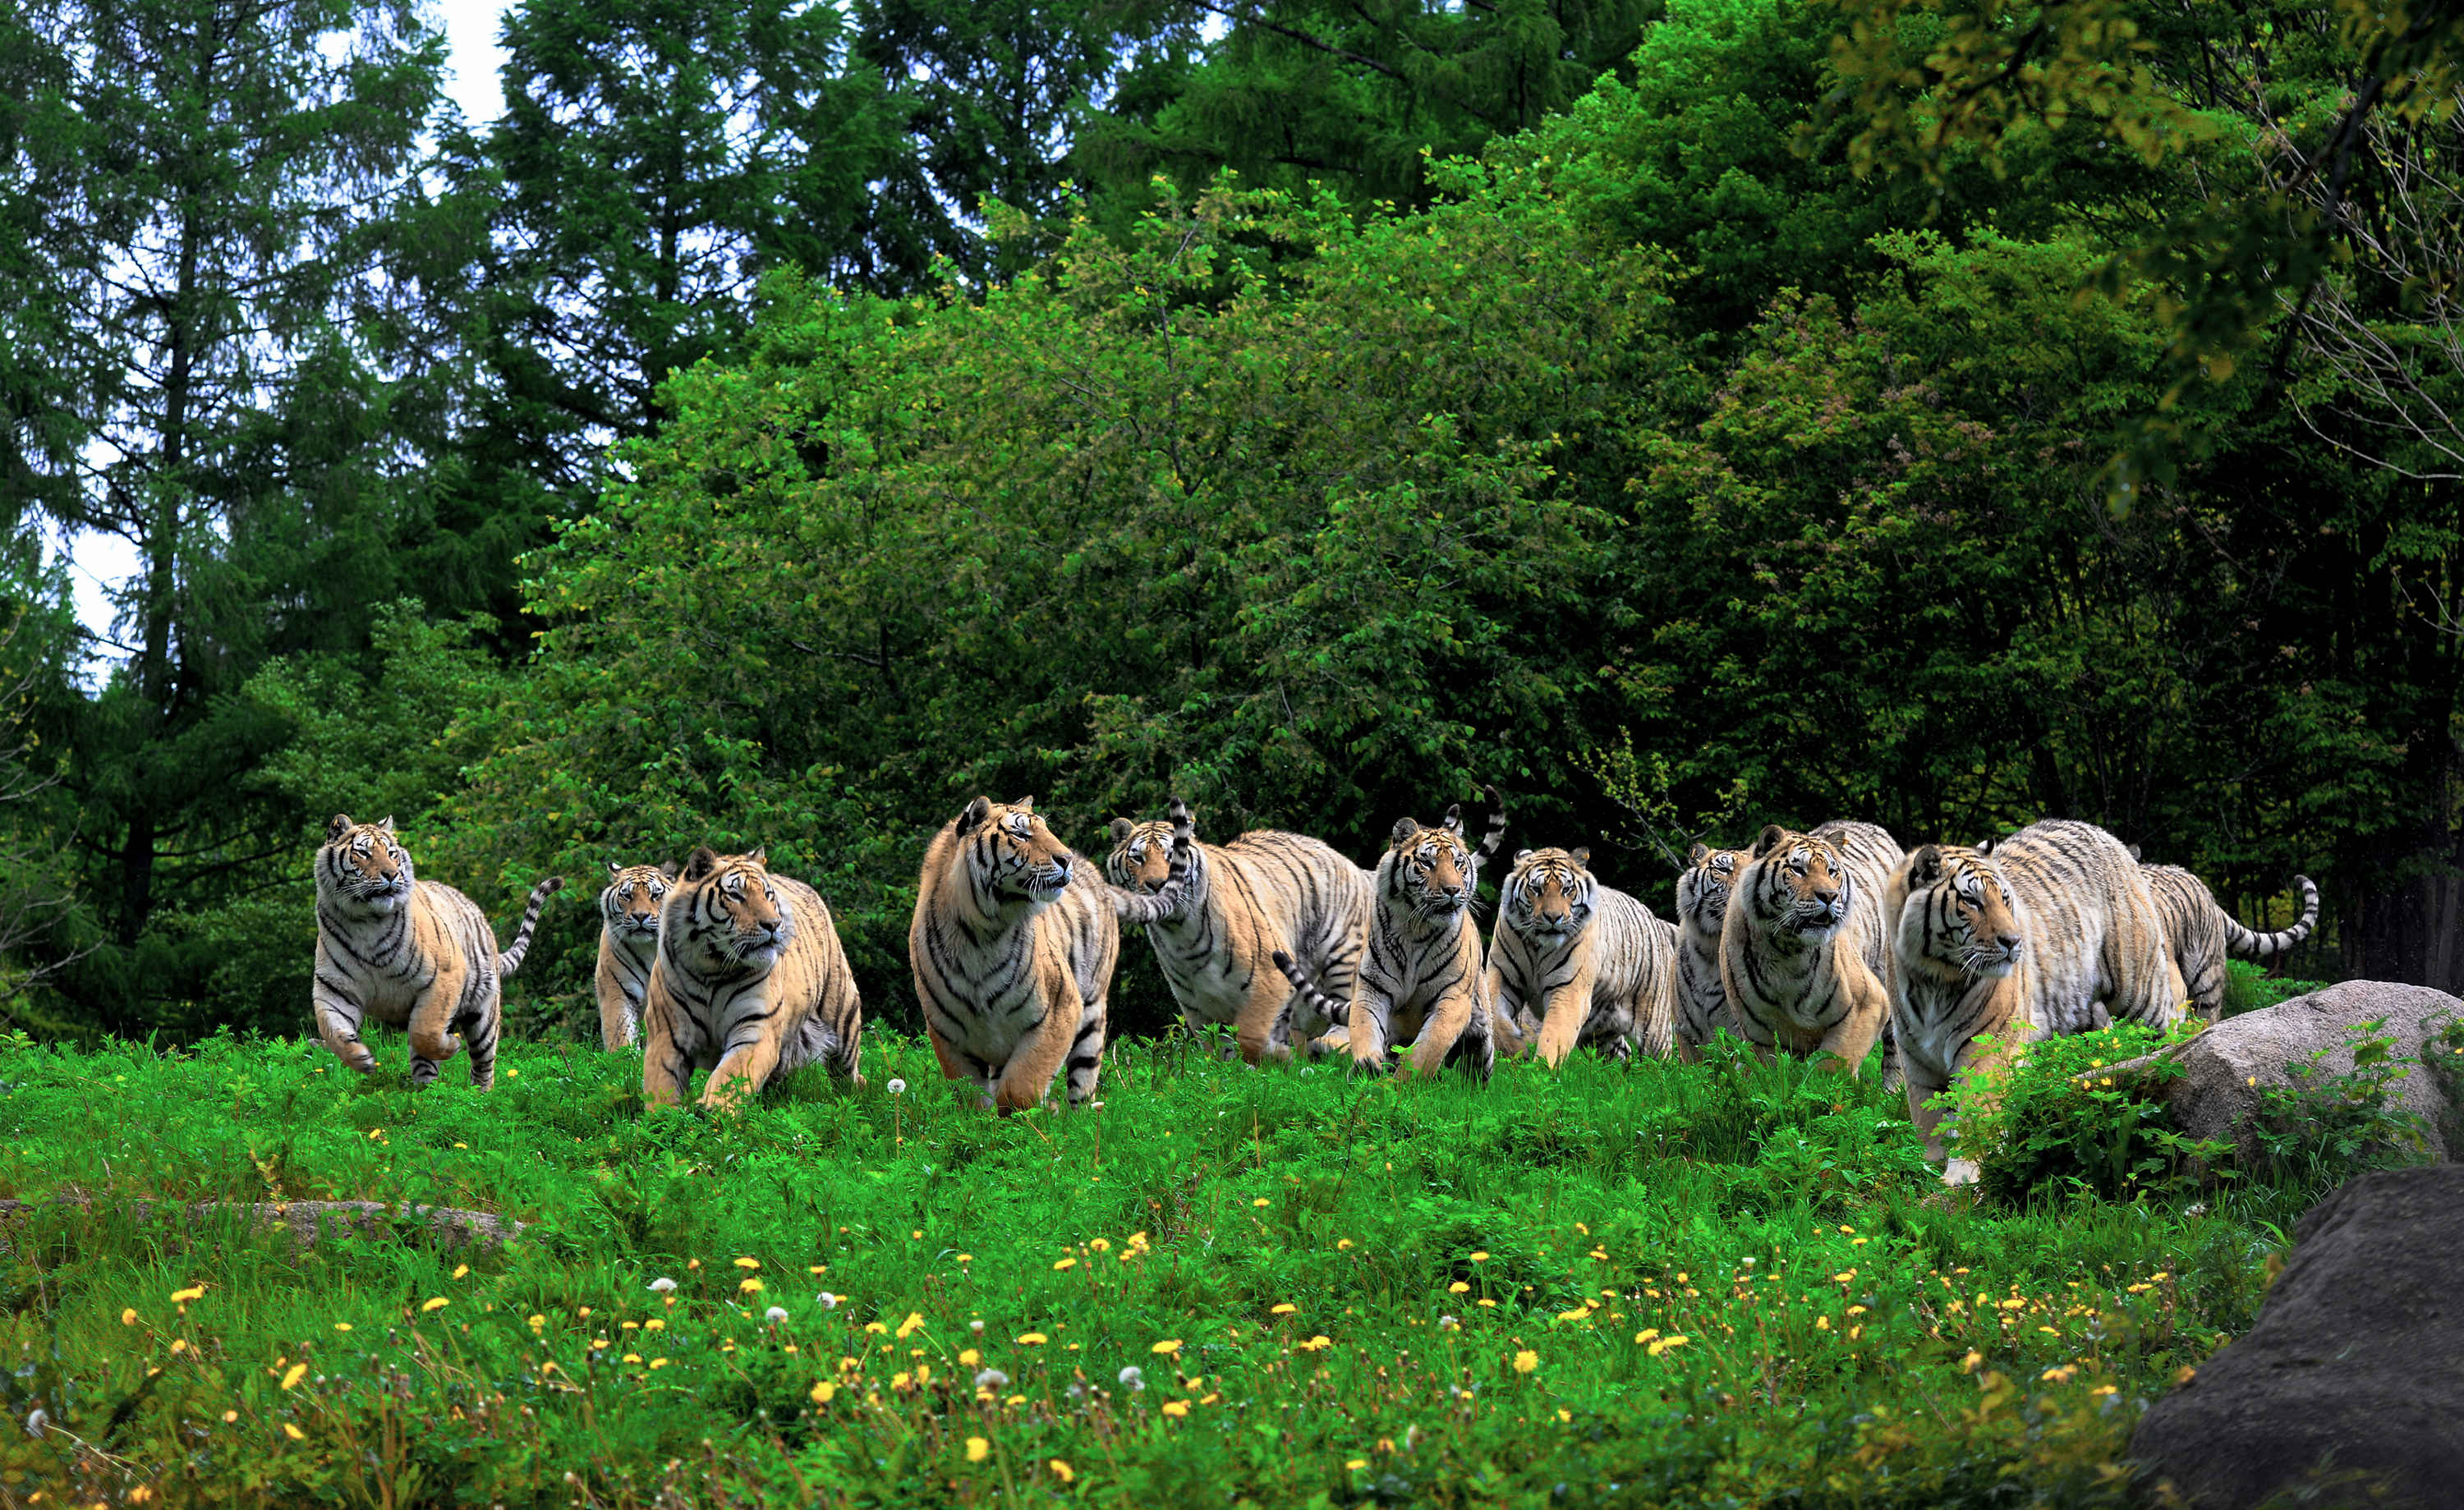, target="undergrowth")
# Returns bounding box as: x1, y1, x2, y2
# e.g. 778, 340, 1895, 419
0, 1028, 2343, 1508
